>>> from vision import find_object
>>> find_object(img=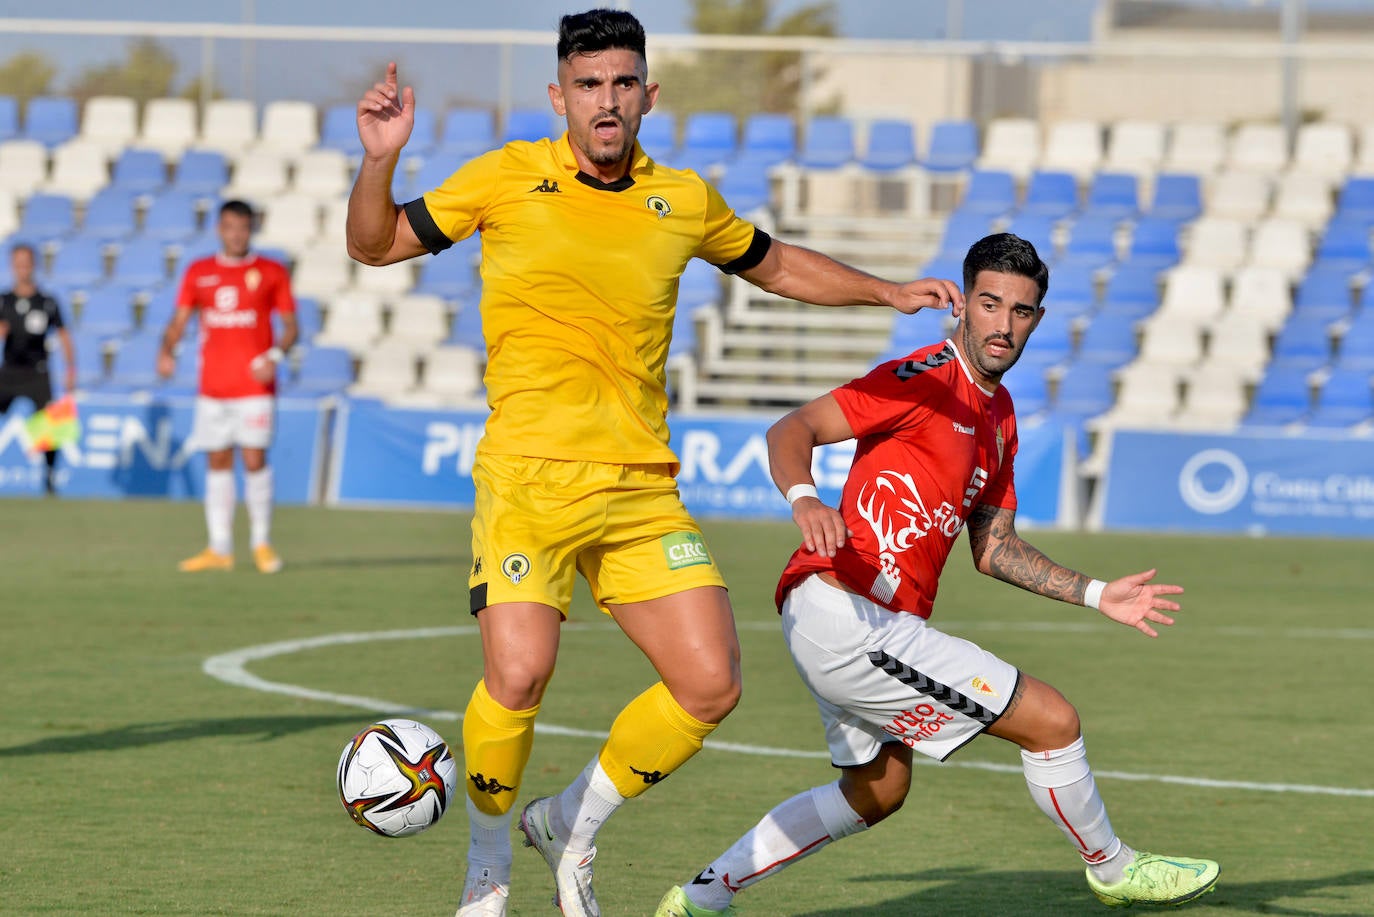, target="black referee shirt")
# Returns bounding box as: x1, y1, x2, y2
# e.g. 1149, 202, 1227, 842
0, 289, 66, 371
